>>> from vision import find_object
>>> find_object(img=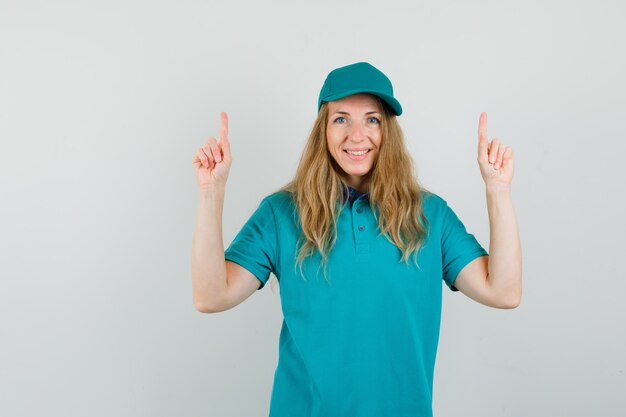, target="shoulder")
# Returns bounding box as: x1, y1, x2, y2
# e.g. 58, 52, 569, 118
419, 189, 446, 212
262, 190, 294, 206
419, 190, 461, 229
258, 190, 297, 217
